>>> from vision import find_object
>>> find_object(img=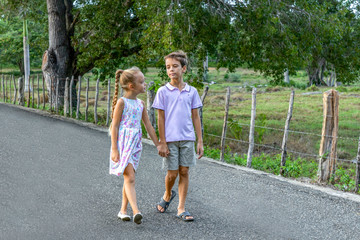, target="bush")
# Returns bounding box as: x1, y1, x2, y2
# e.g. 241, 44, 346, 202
306, 84, 319, 91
